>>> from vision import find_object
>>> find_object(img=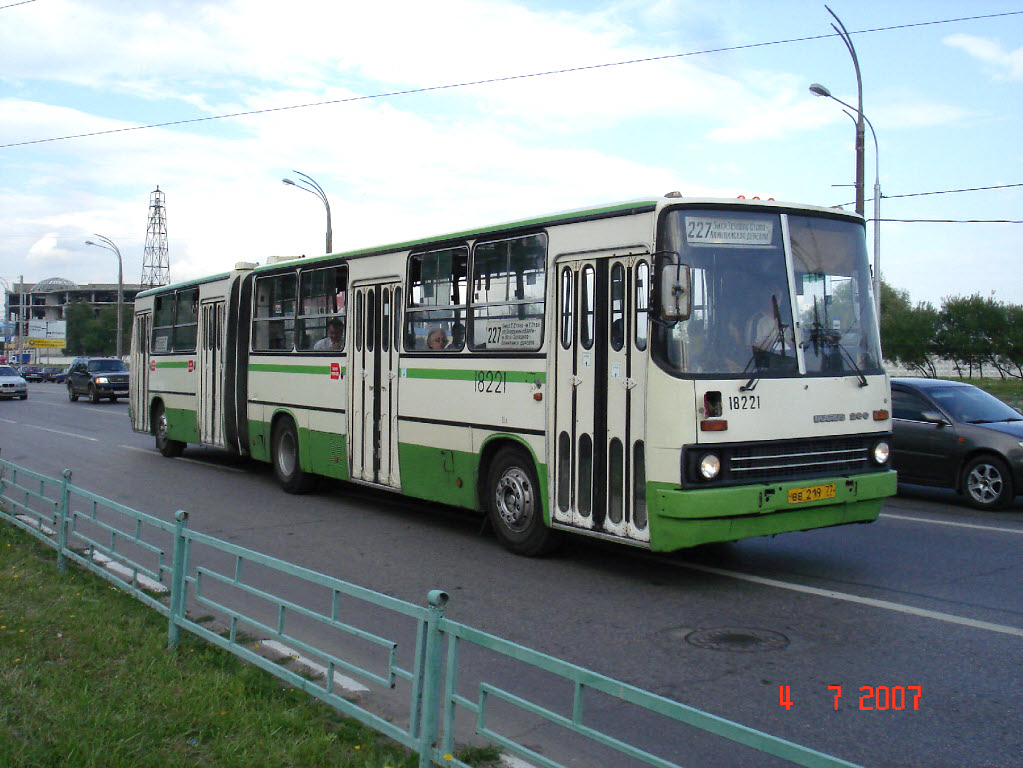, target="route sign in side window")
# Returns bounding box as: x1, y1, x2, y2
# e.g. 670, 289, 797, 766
469, 233, 547, 352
